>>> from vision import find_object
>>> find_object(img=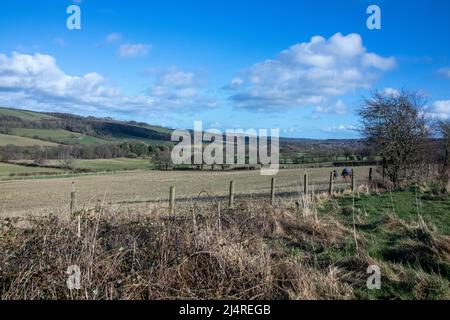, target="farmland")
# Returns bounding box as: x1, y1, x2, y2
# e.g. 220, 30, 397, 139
0, 162, 64, 177
11, 128, 110, 145
0, 133, 59, 147
0, 166, 372, 217
1, 158, 153, 176
72, 158, 153, 171
0, 107, 173, 149
0, 107, 56, 121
